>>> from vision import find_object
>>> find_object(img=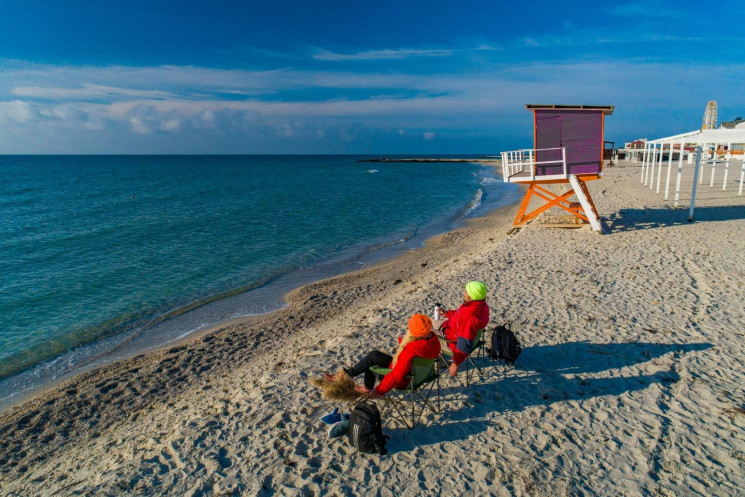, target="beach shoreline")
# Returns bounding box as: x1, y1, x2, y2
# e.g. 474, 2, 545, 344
0, 158, 516, 413
0, 160, 519, 443
0, 159, 514, 412
2, 160, 744, 495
